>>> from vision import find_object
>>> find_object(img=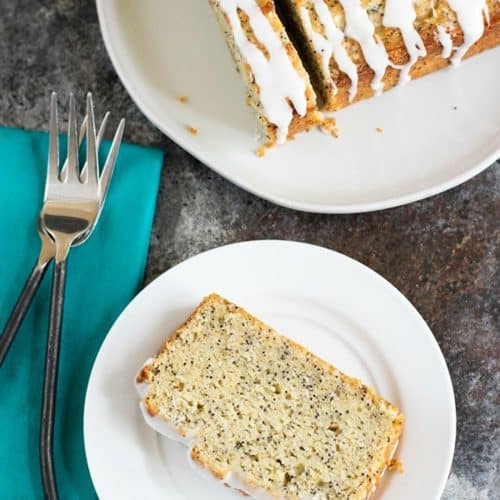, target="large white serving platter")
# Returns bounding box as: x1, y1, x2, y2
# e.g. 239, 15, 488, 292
96, 0, 499, 213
